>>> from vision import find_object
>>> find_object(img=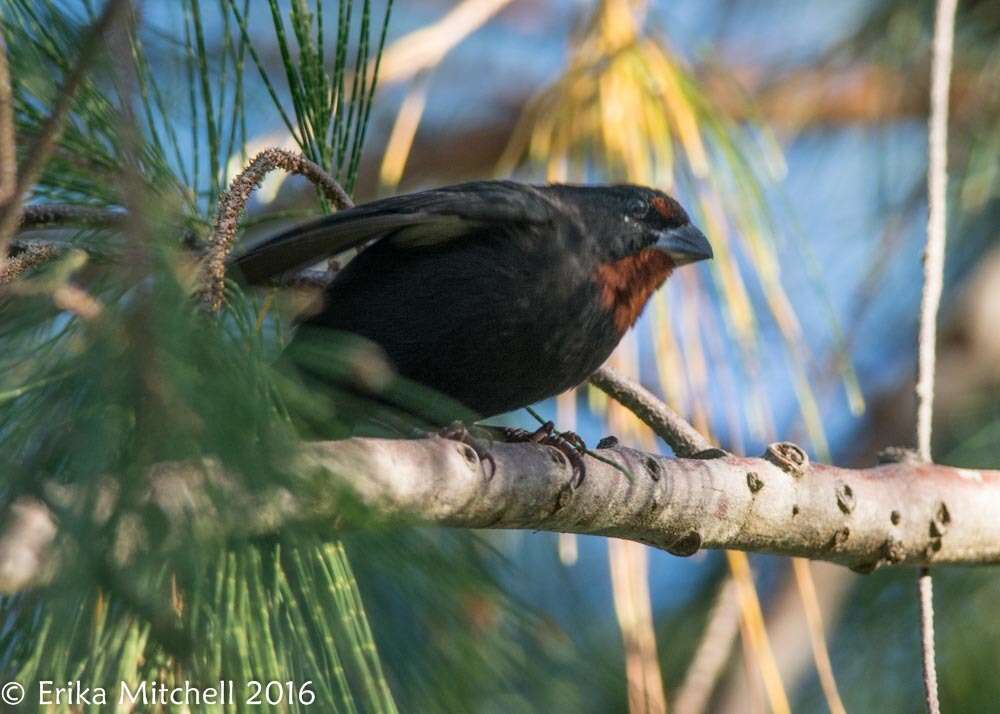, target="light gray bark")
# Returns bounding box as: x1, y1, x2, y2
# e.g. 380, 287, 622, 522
3, 436, 999, 594
298, 438, 999, 570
